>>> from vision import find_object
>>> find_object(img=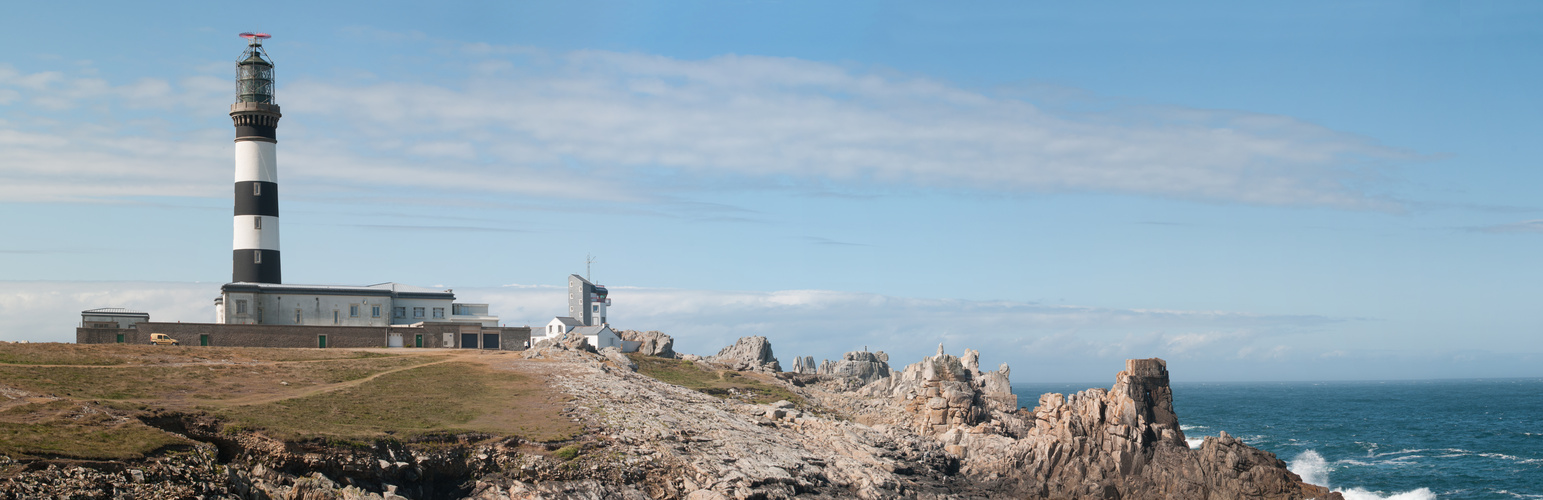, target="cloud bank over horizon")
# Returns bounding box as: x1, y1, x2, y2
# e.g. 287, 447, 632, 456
0, 43, 1414, 209
3, 280, 1532, 383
